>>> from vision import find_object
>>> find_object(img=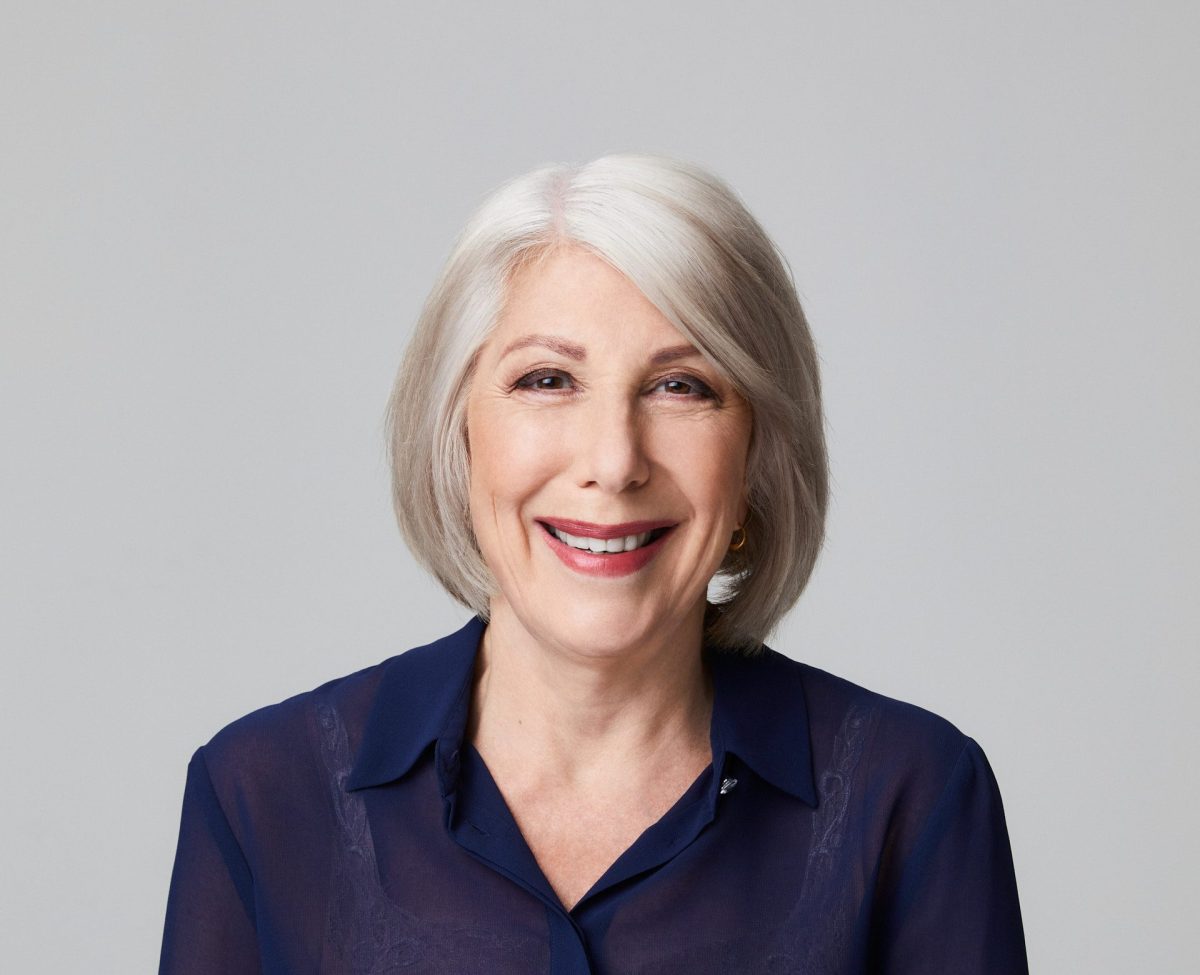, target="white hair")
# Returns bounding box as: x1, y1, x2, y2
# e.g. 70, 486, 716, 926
384, 154, 828, 653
